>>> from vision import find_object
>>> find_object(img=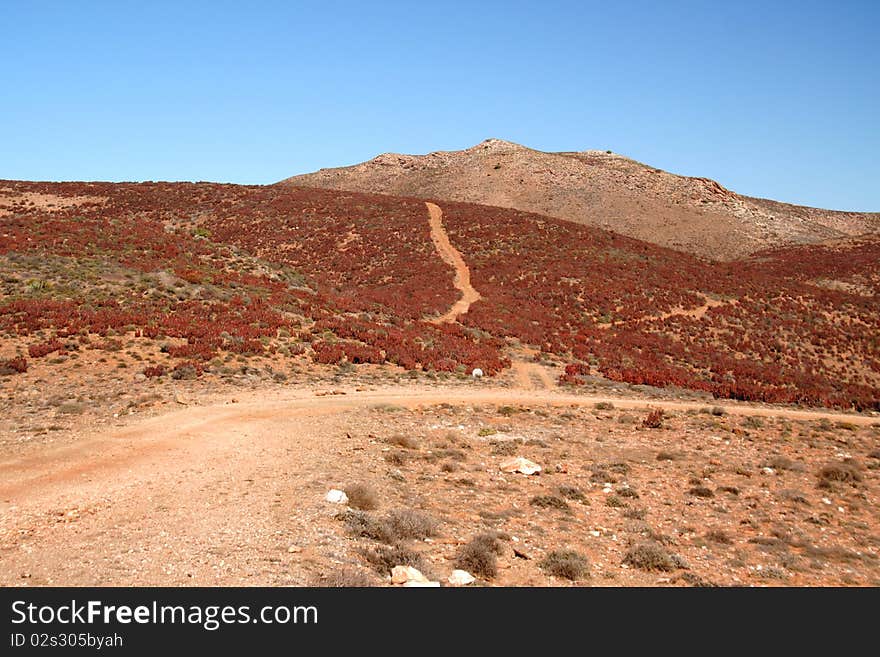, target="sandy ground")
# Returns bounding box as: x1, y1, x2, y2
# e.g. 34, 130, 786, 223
1, 374, 877, 587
